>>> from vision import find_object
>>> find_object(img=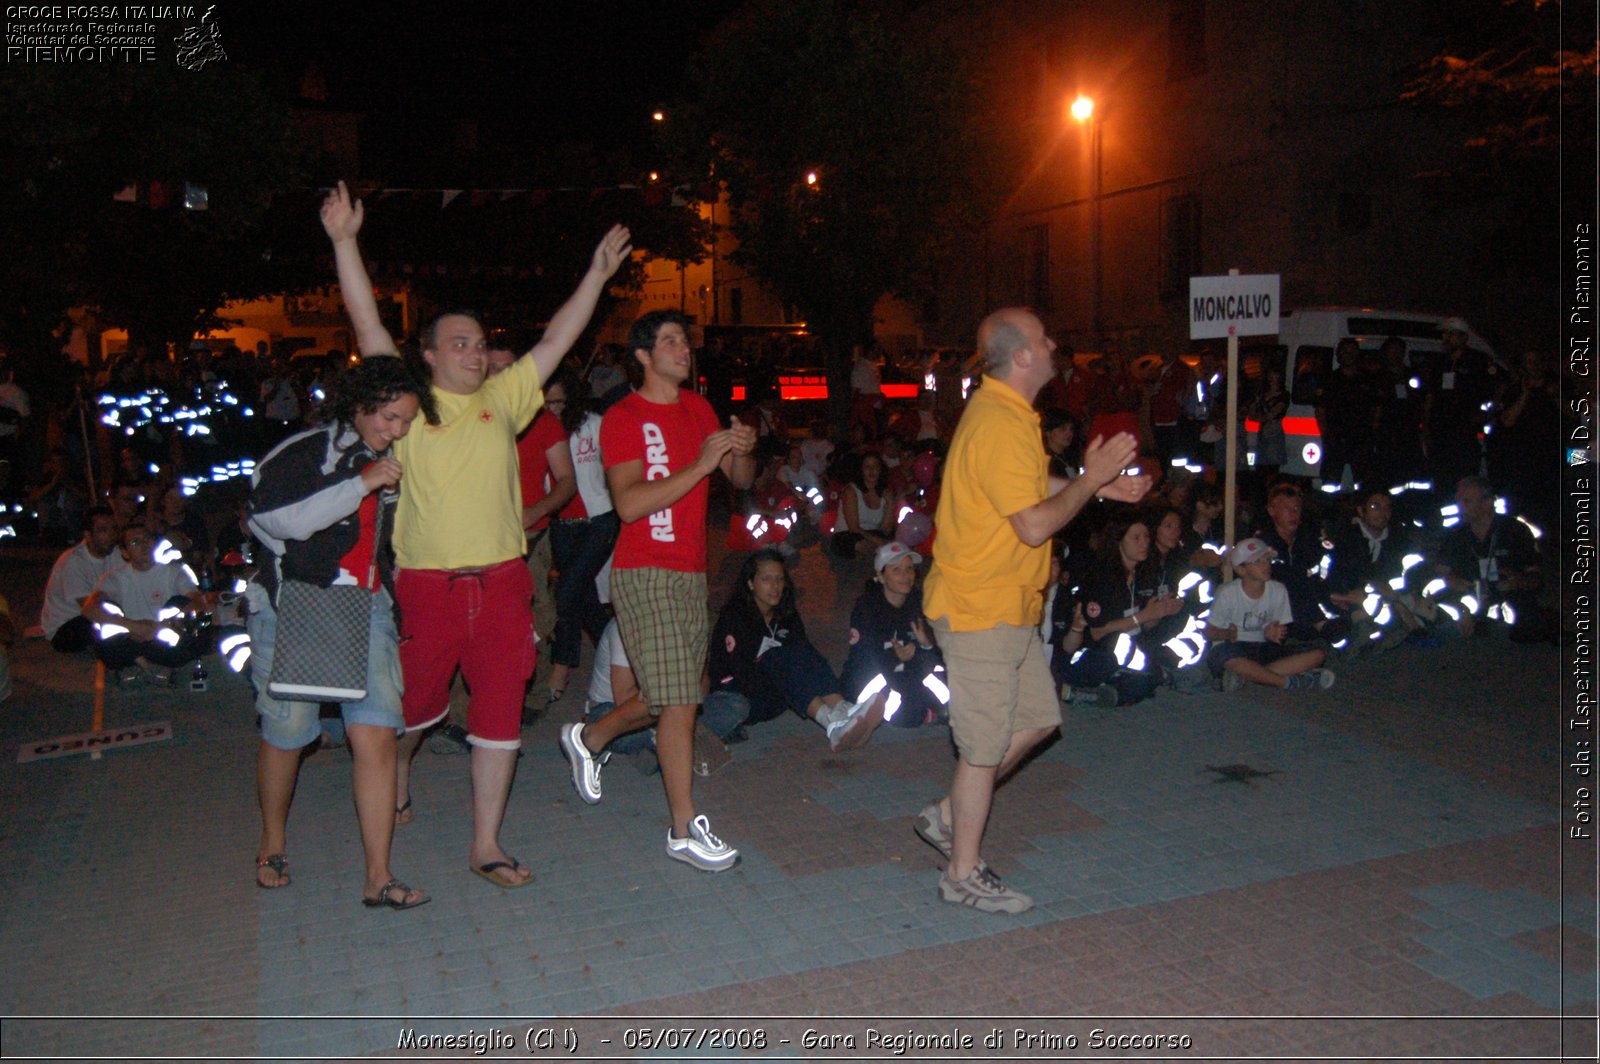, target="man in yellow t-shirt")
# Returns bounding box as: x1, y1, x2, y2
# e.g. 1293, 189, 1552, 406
322, 182, 630, 889
917, 308, 1148, 914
